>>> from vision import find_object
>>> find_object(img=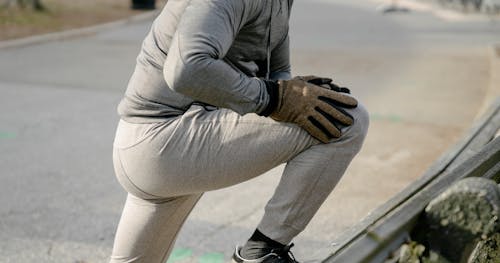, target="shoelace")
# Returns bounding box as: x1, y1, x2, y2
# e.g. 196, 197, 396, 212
271, 243, 298, 263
